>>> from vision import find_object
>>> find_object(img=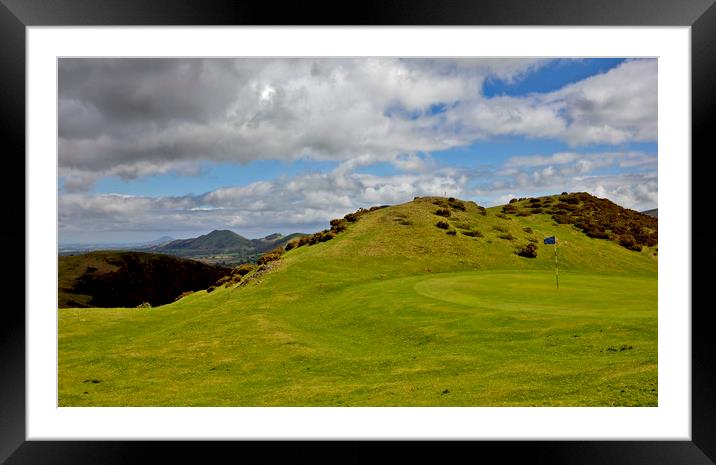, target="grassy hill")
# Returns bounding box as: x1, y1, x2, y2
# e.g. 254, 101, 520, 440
59, 193, 657, 407
59, 251, 230, 308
